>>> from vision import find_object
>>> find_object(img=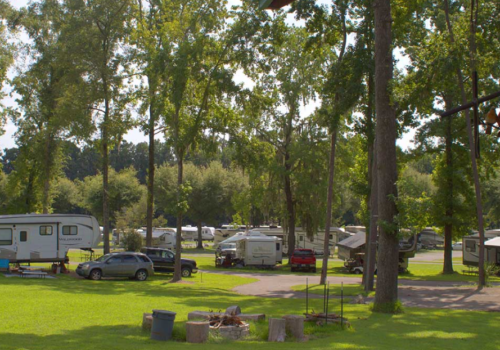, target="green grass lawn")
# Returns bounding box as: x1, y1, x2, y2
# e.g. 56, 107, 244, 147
1, 271, 500, 350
